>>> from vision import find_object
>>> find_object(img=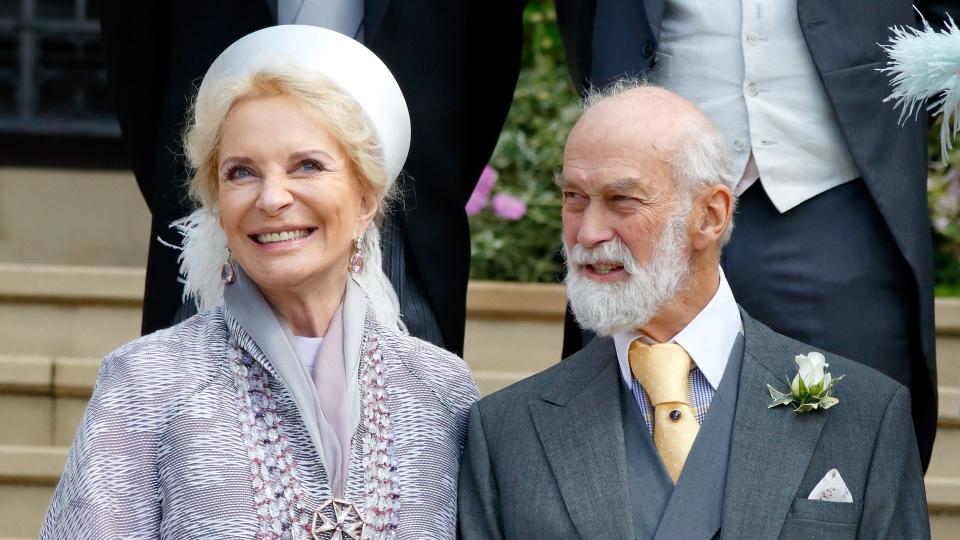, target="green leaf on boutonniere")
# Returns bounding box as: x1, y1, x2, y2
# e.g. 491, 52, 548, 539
767, 384, 795, 408
767, 352, 843, 413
